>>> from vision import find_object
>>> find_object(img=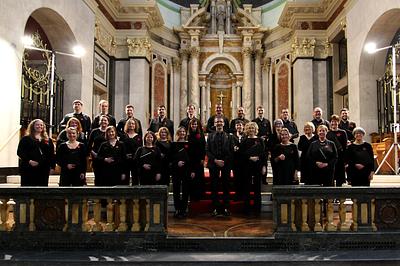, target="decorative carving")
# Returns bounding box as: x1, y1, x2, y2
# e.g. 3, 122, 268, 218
127, 37, 152, 61
95, 19, 117, 56
242, 46, 253, 57
190, 46, 201, 58
375, 199, 400, 230
291, 37, 316, 60
34, 199, 65, 231
179, 49, 190, 61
